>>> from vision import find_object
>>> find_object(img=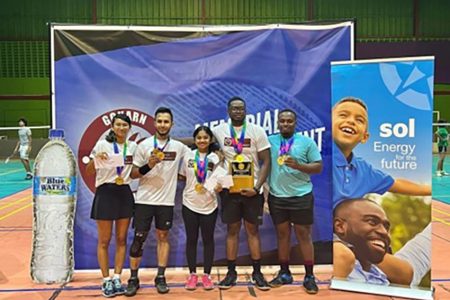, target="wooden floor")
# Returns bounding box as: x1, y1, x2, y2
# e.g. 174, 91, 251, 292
0, 188, 449, 299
